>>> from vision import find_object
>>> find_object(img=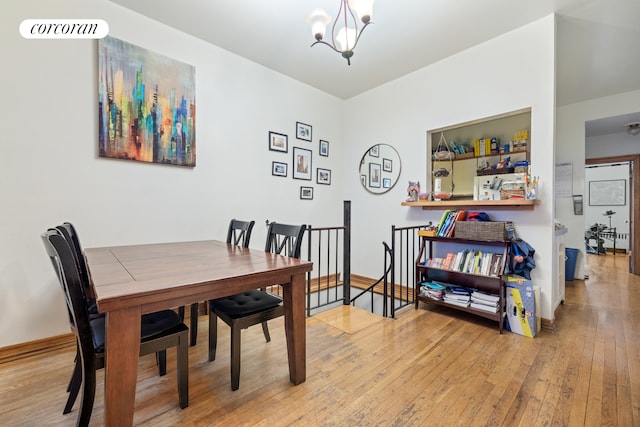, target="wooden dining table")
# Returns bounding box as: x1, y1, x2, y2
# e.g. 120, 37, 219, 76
84, 240, 313, 427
